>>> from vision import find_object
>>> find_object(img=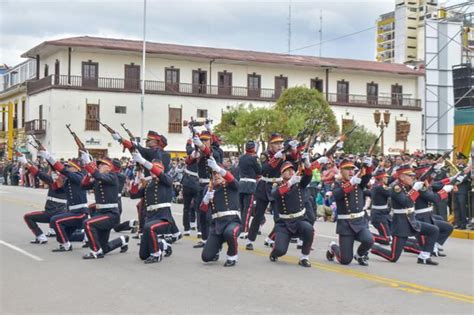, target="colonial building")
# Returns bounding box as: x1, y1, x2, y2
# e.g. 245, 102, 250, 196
3, 36, 423, 158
